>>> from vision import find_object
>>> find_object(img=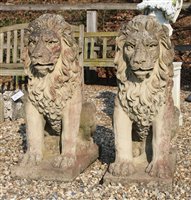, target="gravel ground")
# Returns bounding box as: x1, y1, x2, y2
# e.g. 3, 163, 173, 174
0, 78, 191, 199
